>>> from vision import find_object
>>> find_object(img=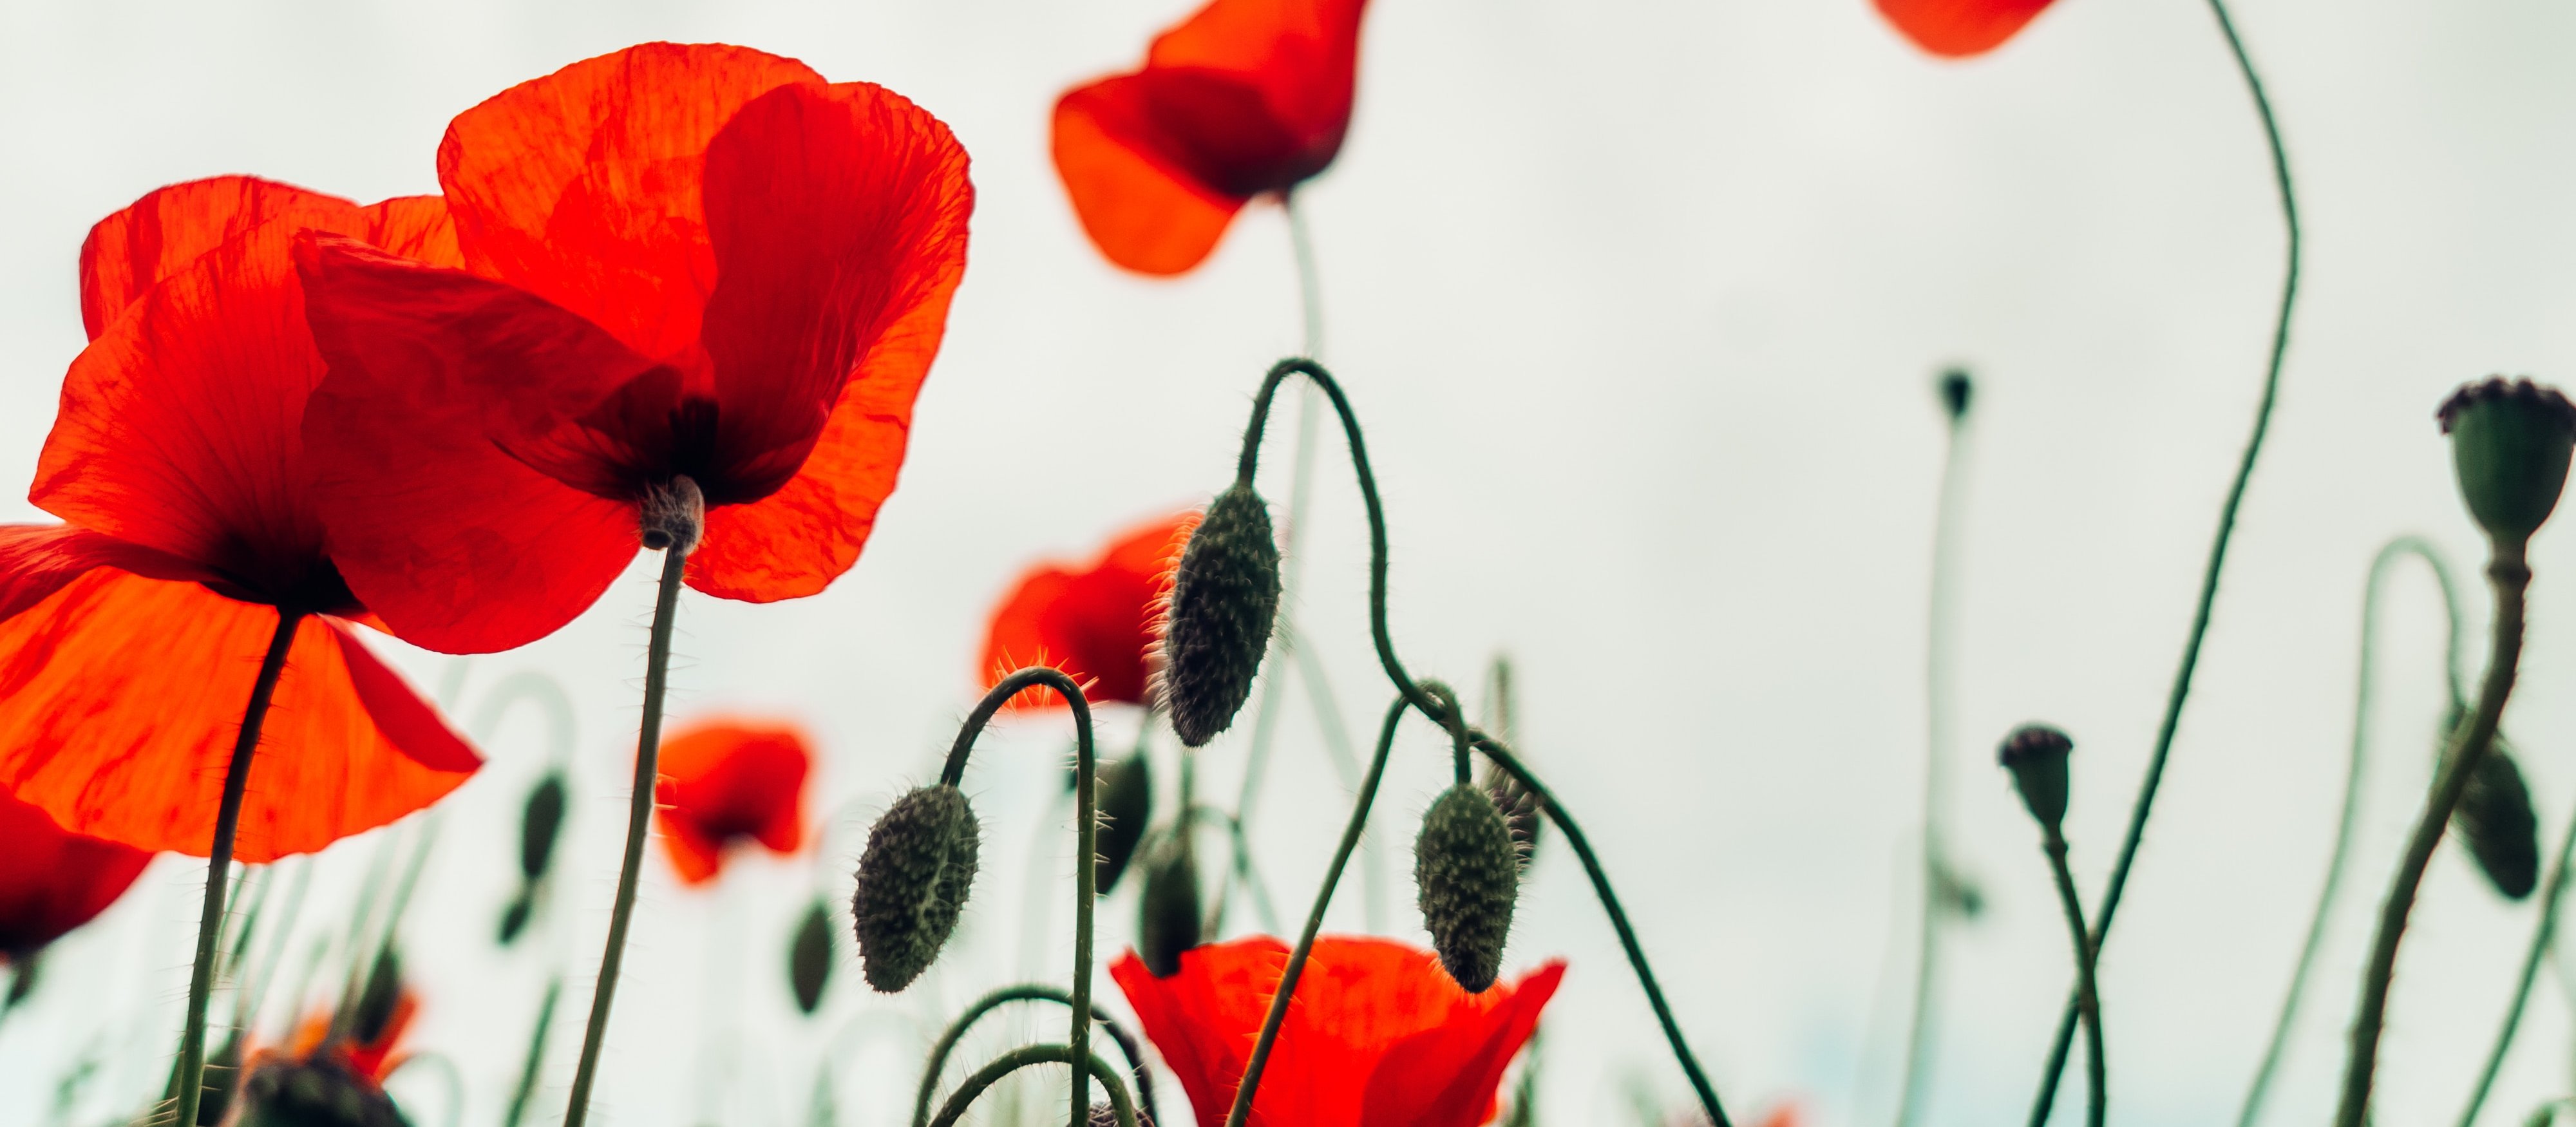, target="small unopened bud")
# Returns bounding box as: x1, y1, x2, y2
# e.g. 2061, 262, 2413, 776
788, 898, 833, 1014
2438, 378, 2576, 546
2445, 706, 2541, 900
1095, 753, 1153, 894
851, 785, 980, 993
1135, 830, 1202, 978
1159, 484, 1281, 746
350, 947, 401, 1046
640, 475, 705, 555
1416, 784, 1520, 993
231, 1056, 404, 1127
497, 889, 533, 945
1998, 724, 2074, 834
1939, 368, 1973, 422
1480, 764, 1542, 871
519, 773, 567, 883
